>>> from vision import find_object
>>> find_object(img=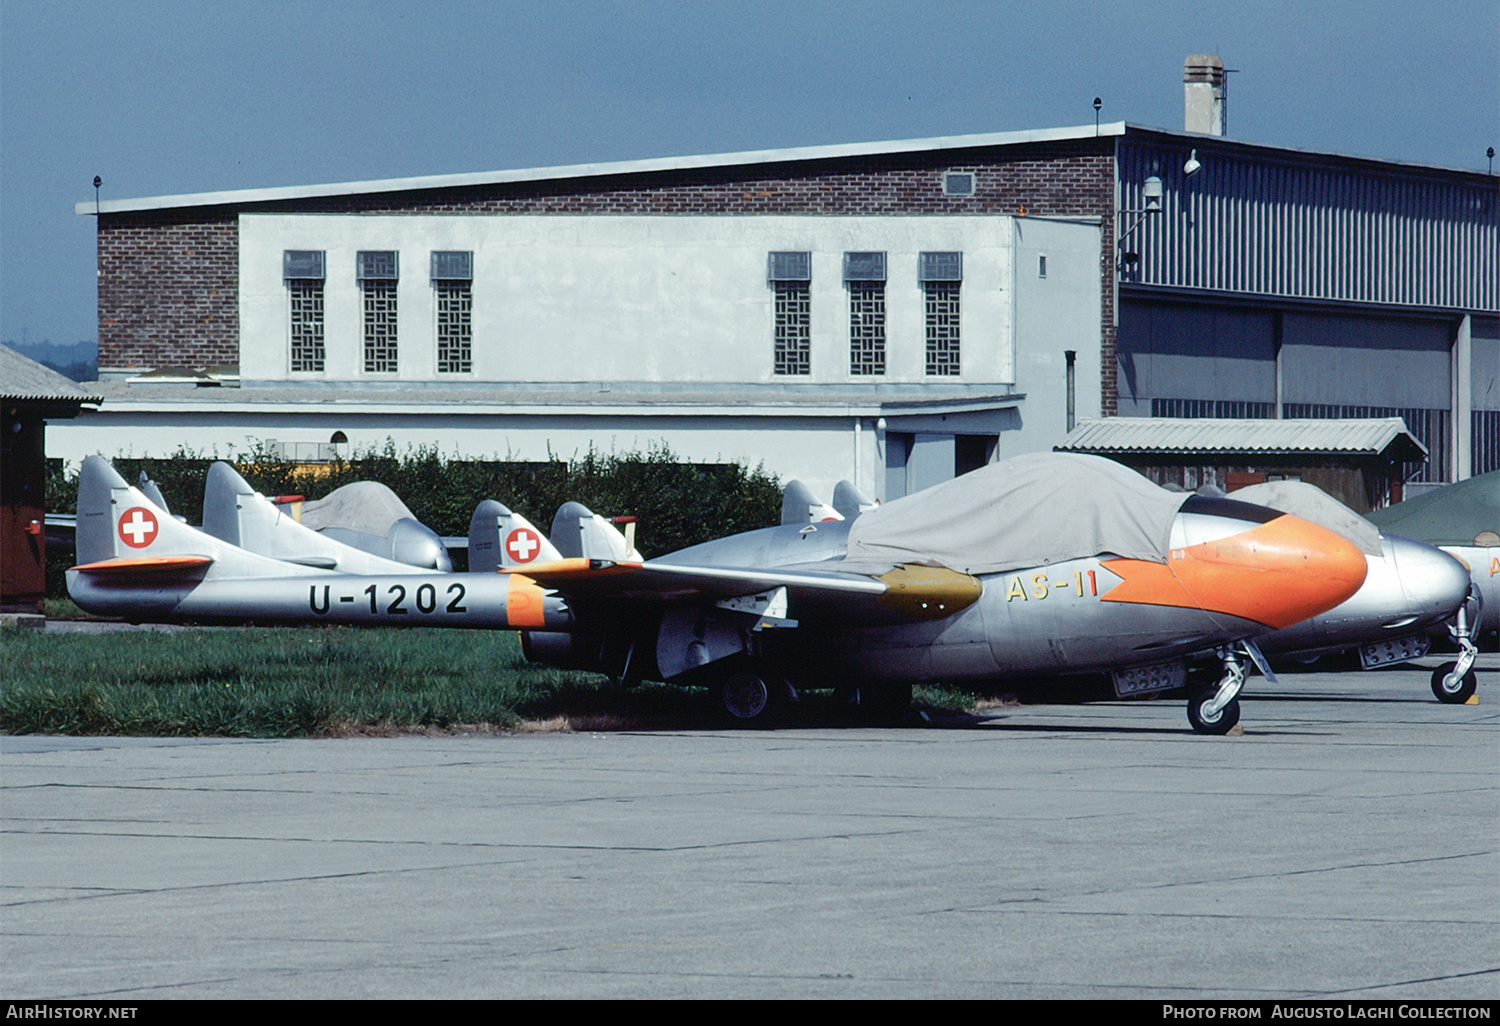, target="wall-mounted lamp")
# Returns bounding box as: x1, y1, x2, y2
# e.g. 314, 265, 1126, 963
1142, 175, 1163, 210
1117, 175, 1163, 269
1183, 149, 1202, 177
